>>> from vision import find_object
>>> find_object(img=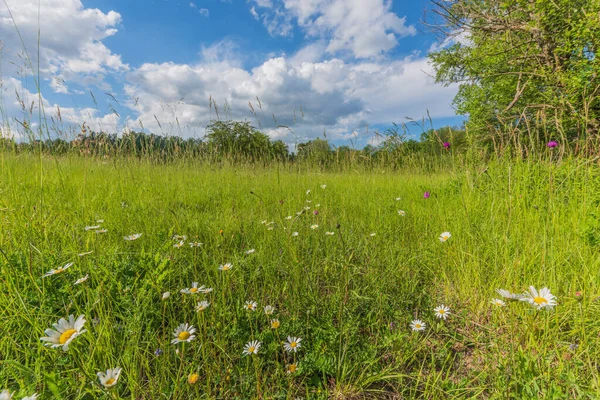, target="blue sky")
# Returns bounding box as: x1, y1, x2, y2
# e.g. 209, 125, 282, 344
1, 0, 463, 148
